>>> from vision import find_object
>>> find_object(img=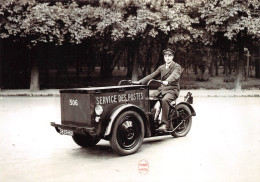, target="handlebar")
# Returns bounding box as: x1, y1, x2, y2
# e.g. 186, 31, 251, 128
147, 79, 163, 85
118, 79, 165, 86
118, 80, 132, 86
